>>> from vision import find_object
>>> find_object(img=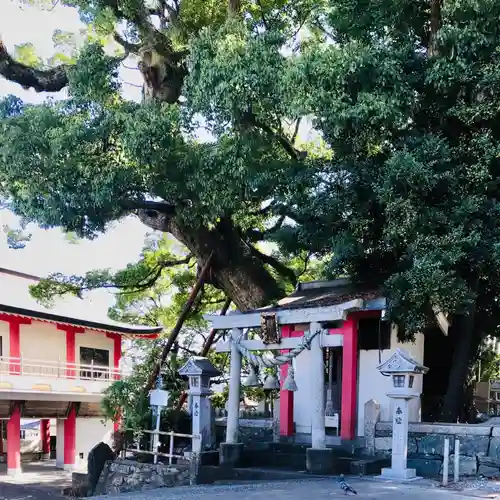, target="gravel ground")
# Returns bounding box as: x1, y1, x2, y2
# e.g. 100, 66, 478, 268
0, 480, 66, 500
94, 477, 500, 500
